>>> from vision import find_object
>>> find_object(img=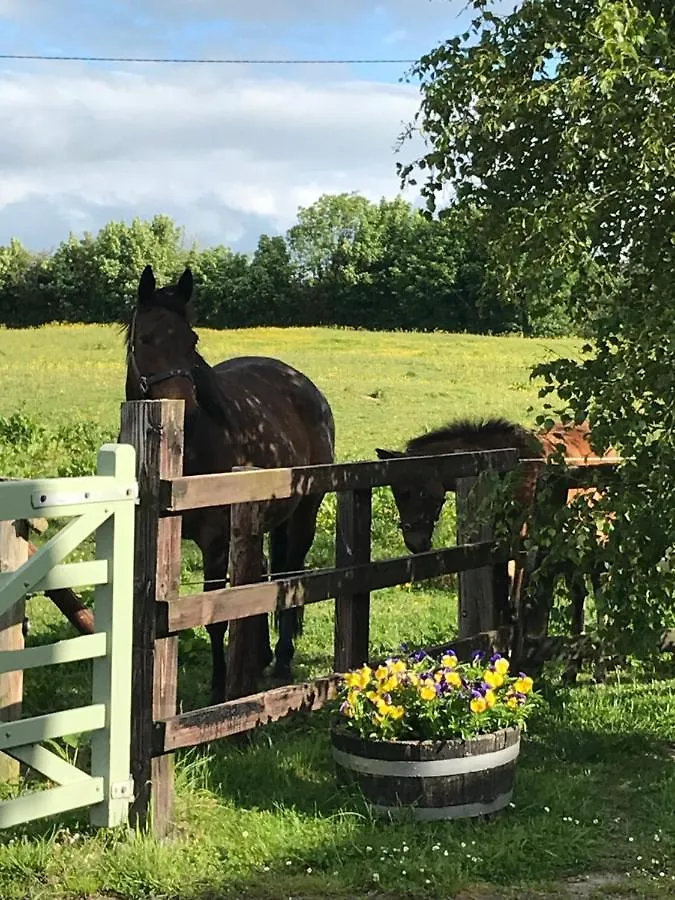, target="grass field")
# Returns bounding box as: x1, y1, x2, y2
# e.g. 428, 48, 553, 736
0, 324, 673, 899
